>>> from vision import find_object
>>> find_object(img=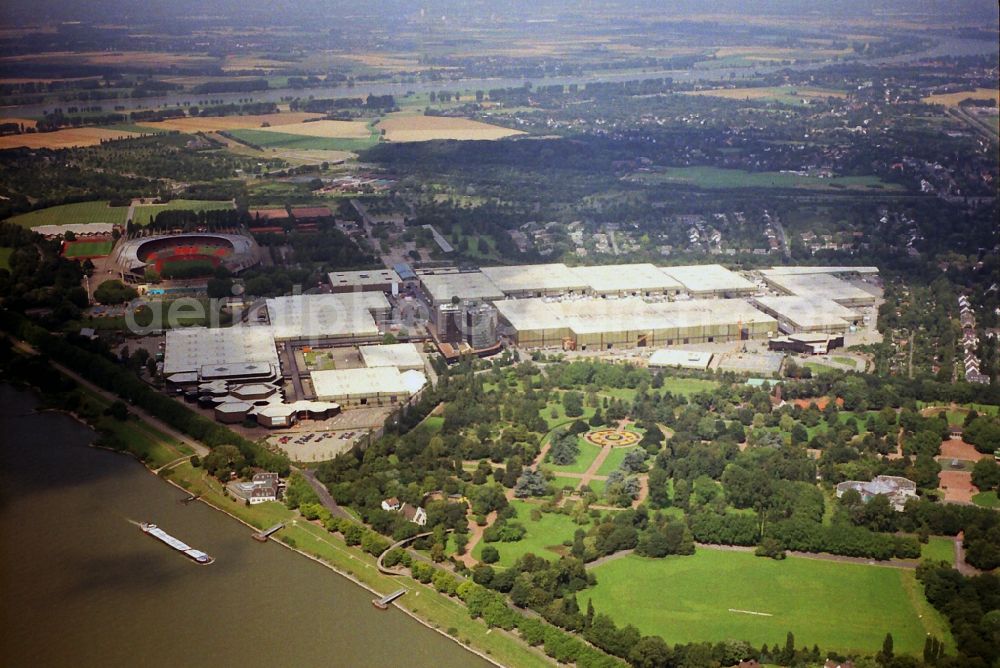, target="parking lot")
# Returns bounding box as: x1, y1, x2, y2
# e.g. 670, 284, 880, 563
269, 428, 366, 463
